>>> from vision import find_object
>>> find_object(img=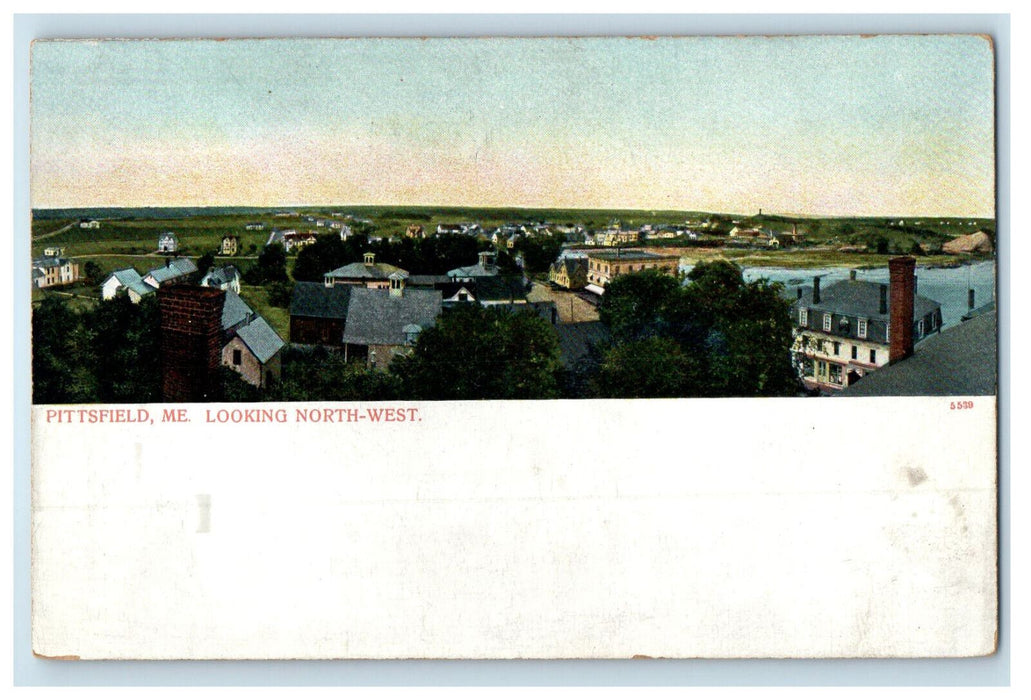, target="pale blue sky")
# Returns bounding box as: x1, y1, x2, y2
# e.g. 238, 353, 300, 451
30, 36, 995, 215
